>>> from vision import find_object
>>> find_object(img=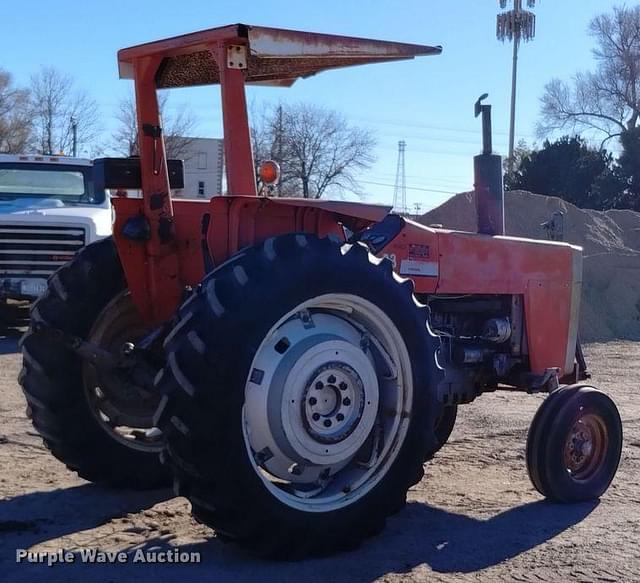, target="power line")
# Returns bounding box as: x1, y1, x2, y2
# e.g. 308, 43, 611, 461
360, 179, 459, 196
377, 147, 474, 159
352, 115, 538, 140
375, 129, 507, 147
369, 173, 470, 190
370, 174, 471, 188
